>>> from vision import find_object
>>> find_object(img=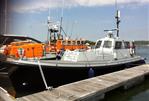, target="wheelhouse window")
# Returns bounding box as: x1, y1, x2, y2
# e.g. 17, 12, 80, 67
68, 41, 71, 45
95, 41, 102, 48
115, 41, 122, 49
103, 41, 112, 48
72, 41, 76, 45
124, 41, 130, 49
62, 41, 66, 45
81, 41, 84, 45
77, 41, 80, 45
